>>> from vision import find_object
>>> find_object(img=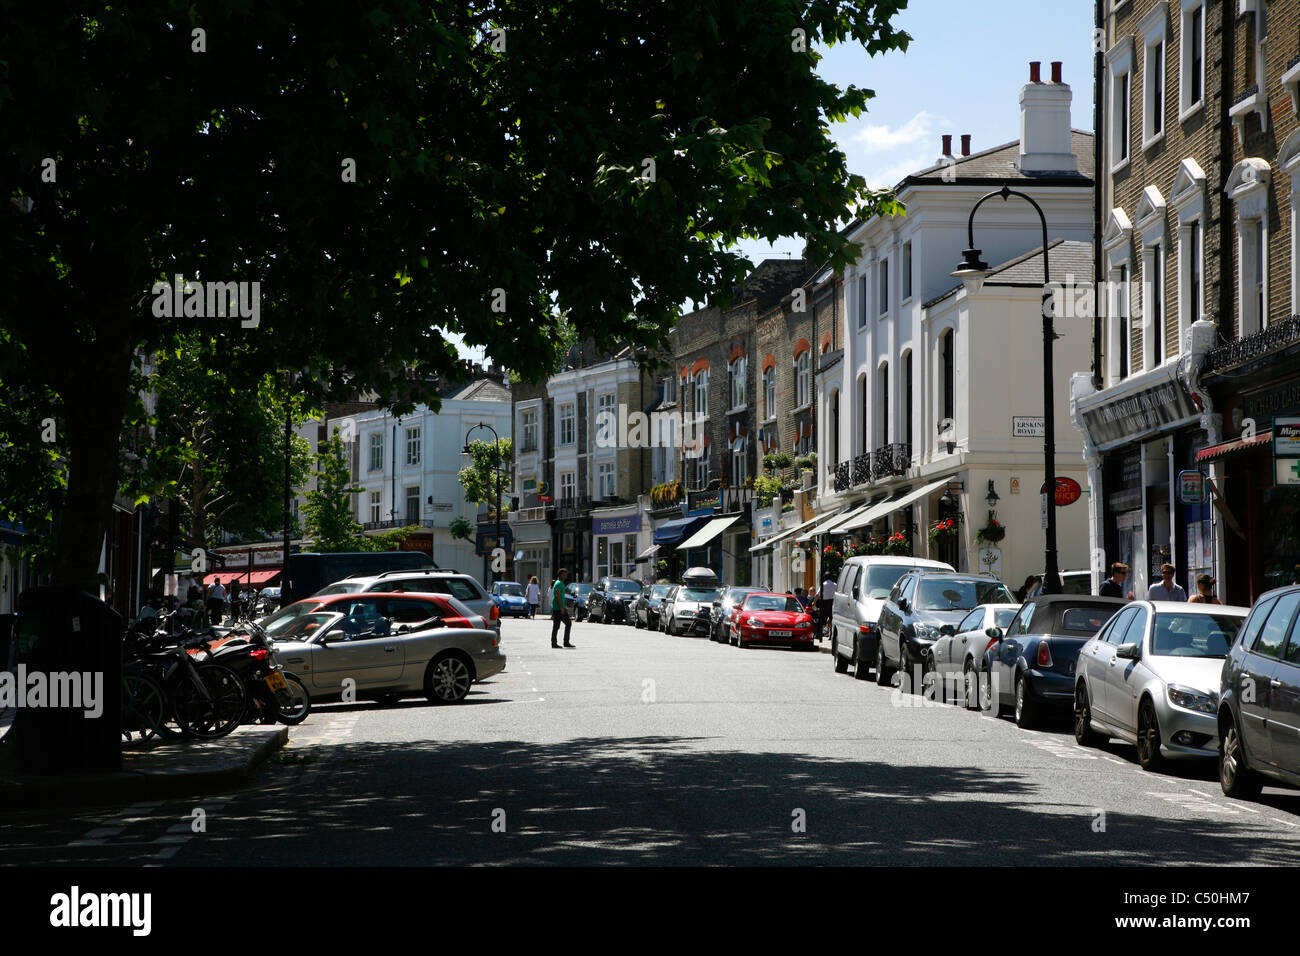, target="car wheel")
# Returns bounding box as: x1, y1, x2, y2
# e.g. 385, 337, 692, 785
1014, 673, 1039, 729
833, 633, 848, 674
920, 653, 938, 701
425, 653, 473, 705
1219, 714, 1264, 800
1073, 682, 1106, 747
852, 636, 872, 681
1136, 698, 1165, 771
963, 660, 980, 711
874, 639, 890, 686
666, 617, 676, 635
